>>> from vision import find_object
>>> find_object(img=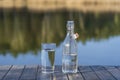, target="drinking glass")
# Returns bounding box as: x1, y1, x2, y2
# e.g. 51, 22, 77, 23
41, 43, 56, 73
